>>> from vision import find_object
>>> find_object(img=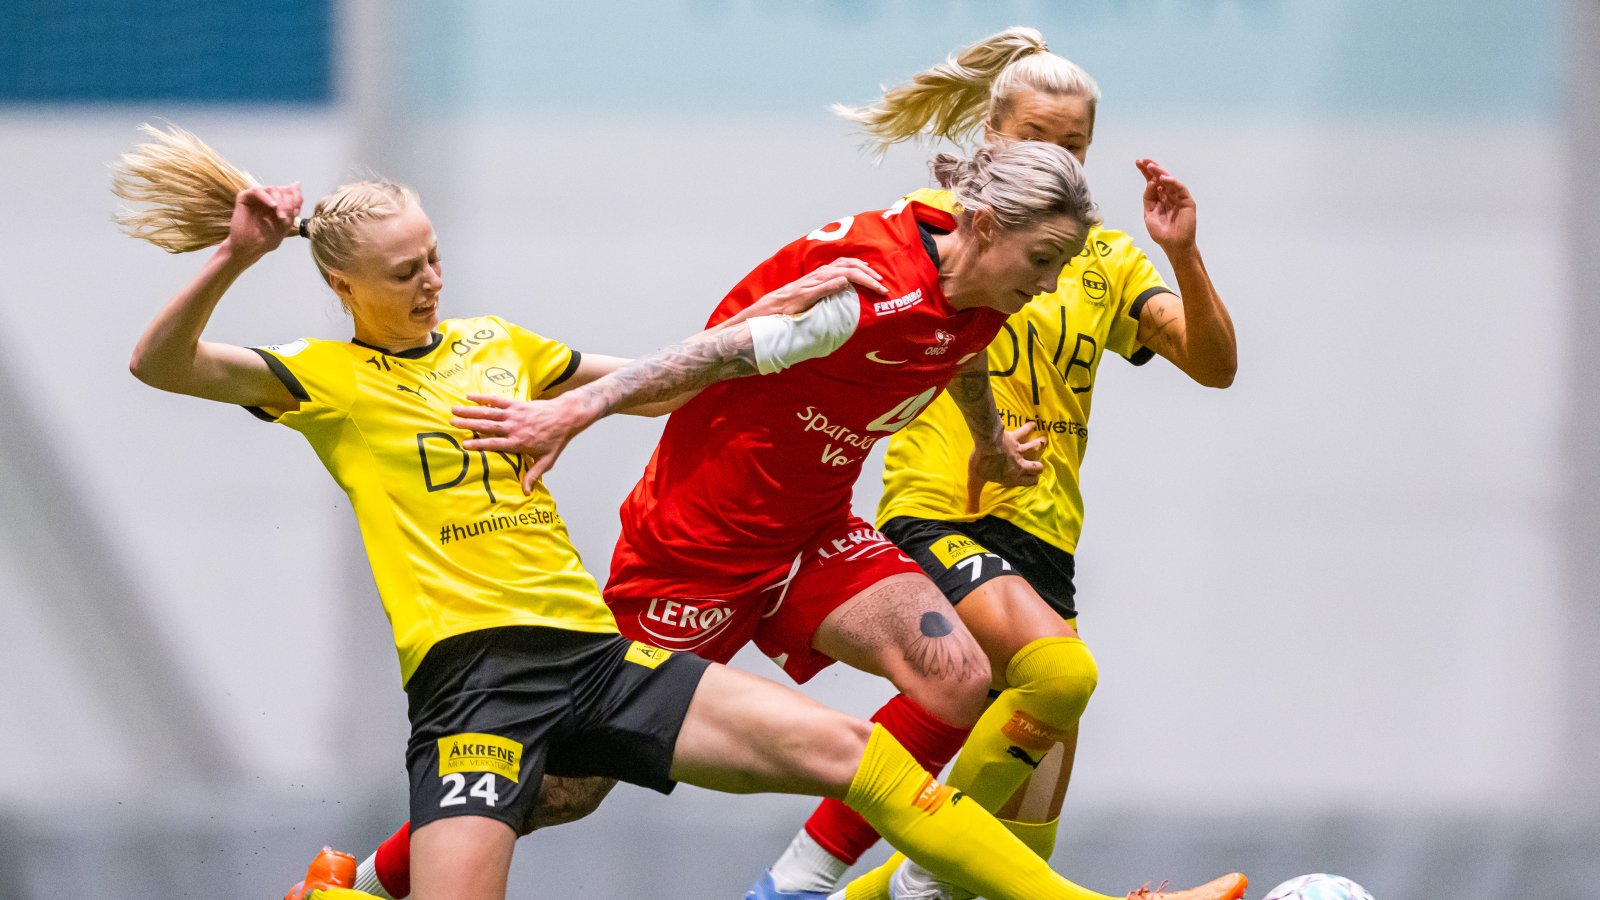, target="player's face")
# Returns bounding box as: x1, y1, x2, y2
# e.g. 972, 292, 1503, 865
970, 213, 1086, 315
336, 204, 443, 348
988, 90, 1095, 164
